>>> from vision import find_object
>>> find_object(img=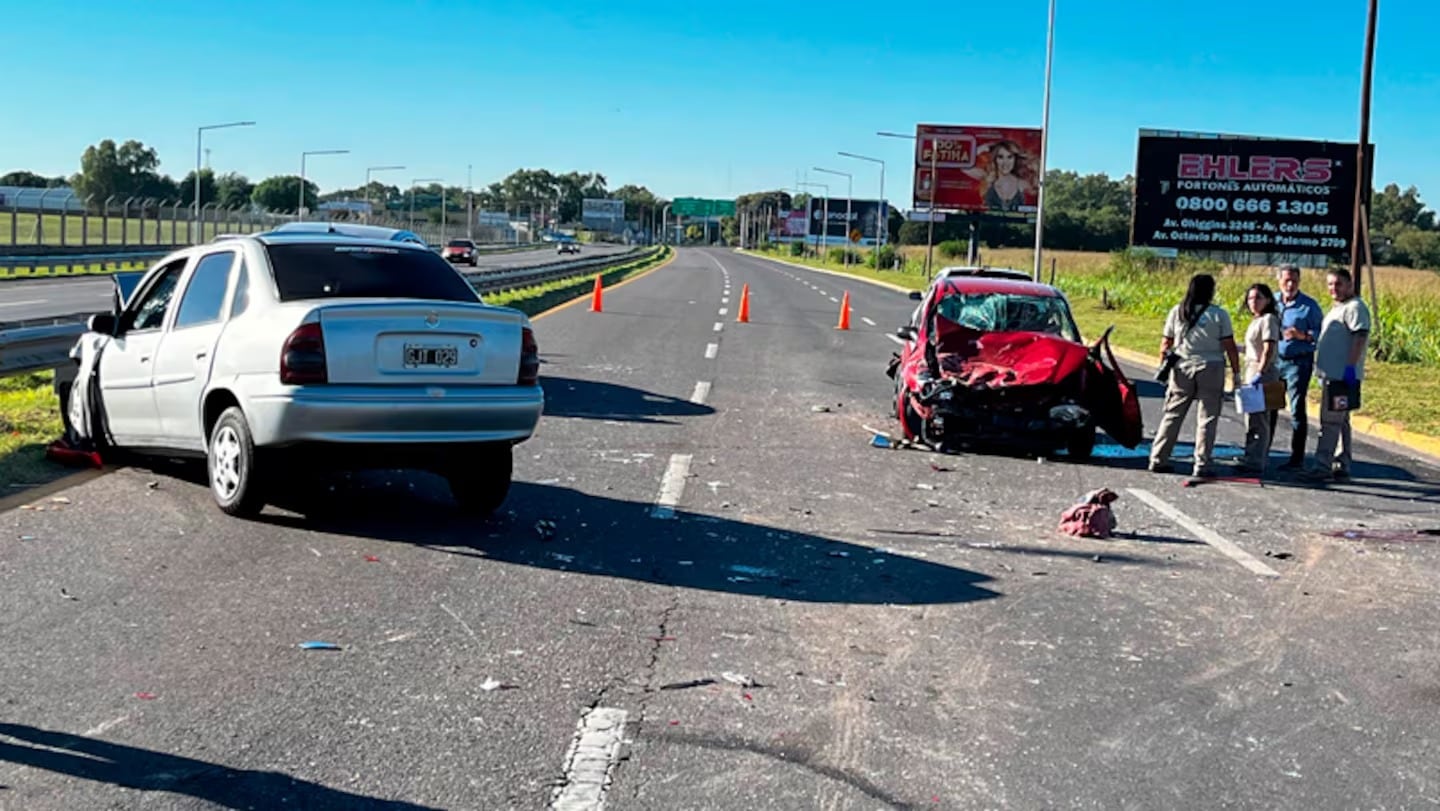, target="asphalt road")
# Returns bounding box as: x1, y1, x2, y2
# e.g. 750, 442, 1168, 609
0, 243, 632, 324
2, 247, 1438, 810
